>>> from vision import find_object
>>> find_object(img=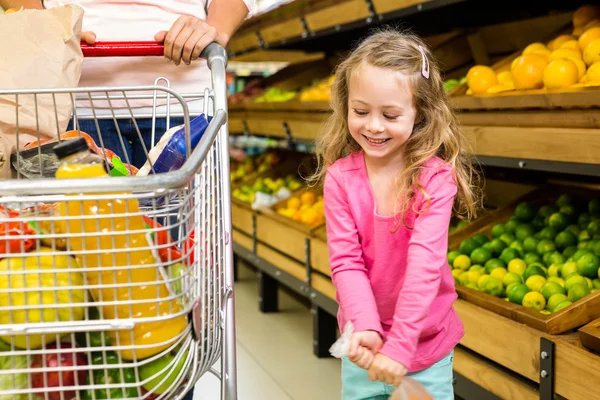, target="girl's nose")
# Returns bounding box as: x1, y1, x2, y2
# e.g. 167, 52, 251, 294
366, 115, 385, 133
